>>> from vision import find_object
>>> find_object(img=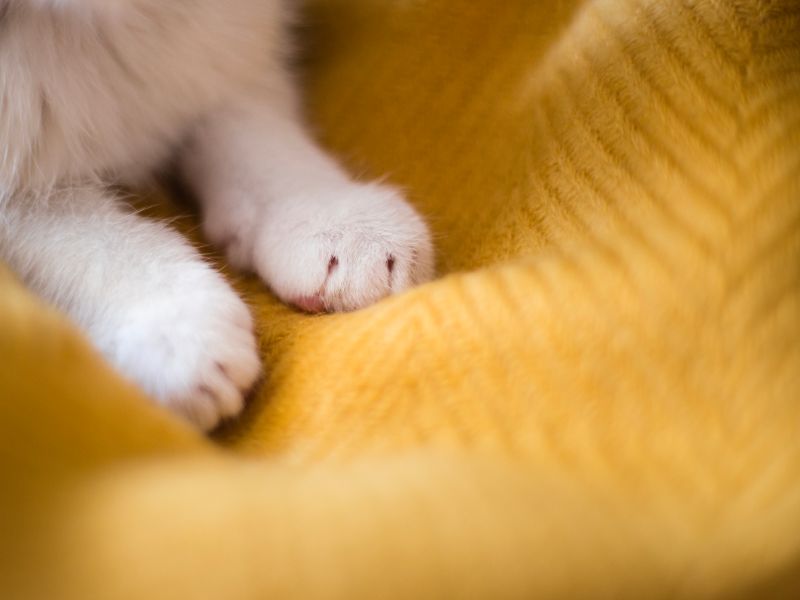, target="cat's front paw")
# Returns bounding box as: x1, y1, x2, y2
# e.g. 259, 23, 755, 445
254, 183, 434, 312
103, 266, 260, 430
